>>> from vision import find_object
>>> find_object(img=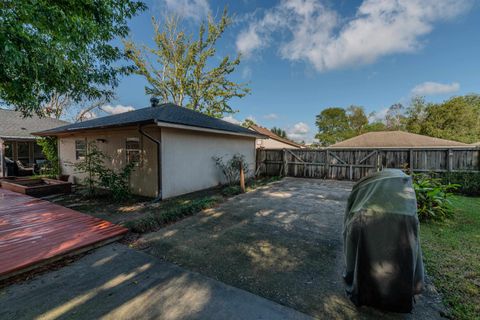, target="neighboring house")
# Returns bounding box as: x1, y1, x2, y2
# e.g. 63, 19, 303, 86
248, 125, 304, 149
0, 109, 69, 177
471, 142, 480, 147
329, 131, 469, 148
35, 103, 264, 199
